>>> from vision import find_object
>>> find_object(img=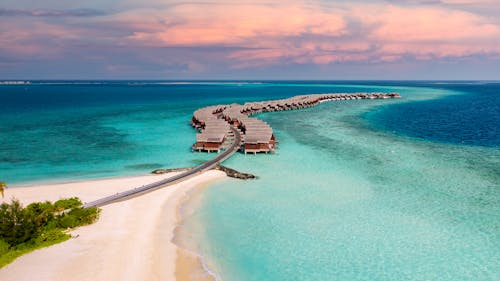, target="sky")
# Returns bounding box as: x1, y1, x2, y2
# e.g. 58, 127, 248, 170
1, 0, 499, 80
